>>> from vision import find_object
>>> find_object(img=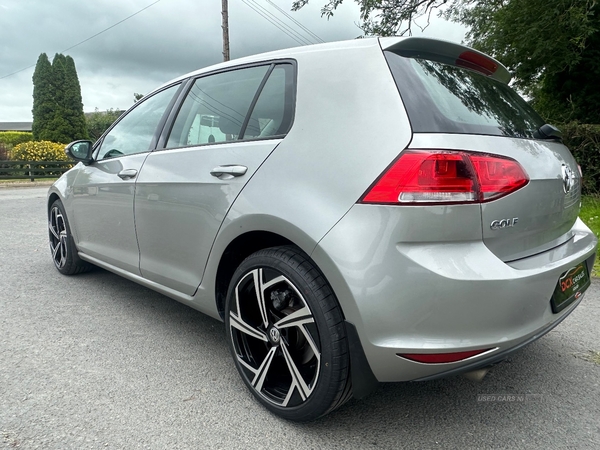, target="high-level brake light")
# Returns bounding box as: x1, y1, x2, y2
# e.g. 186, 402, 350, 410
456, 50, 499, 76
